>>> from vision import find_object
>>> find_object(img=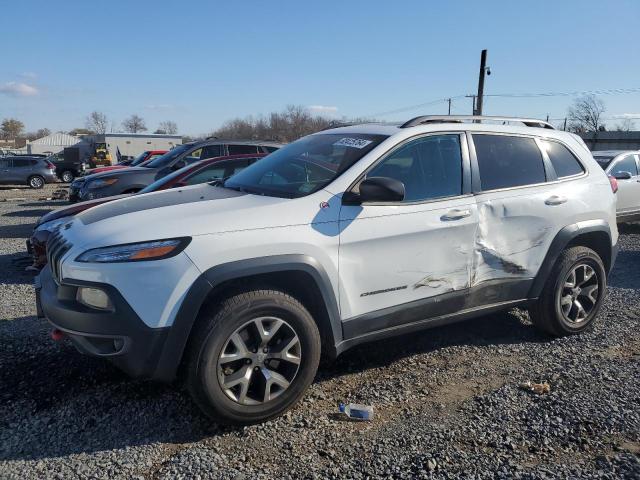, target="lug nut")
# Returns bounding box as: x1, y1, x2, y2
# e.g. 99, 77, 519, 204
263, 347, 268, 353
245, 359, 251, 364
